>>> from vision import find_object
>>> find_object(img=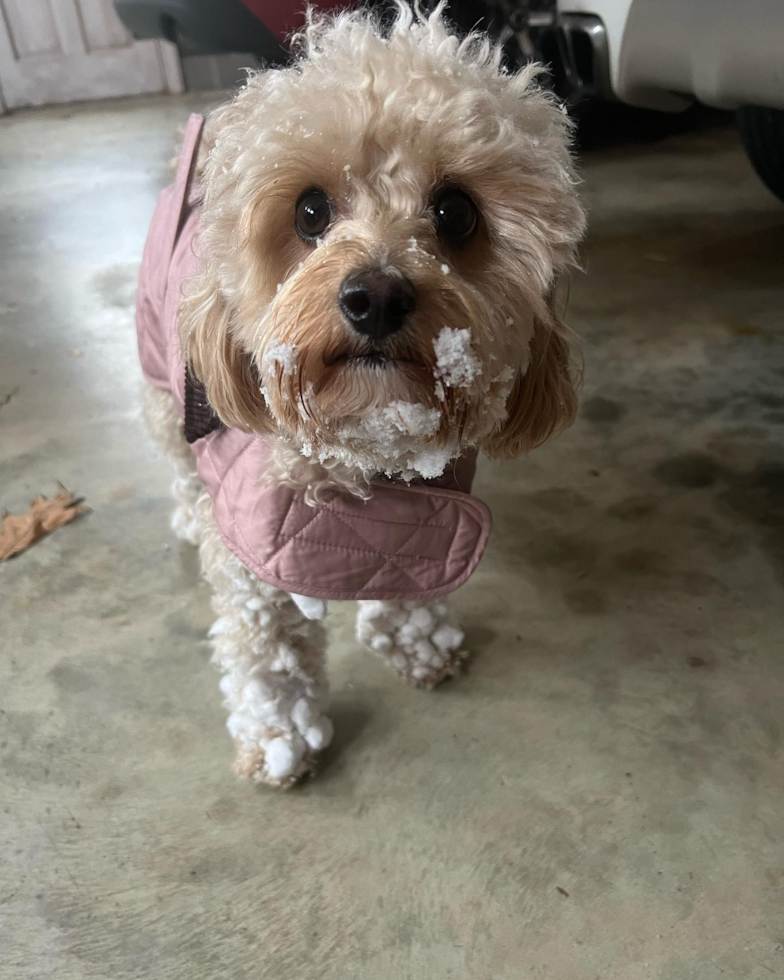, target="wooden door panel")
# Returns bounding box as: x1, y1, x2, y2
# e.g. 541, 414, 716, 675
0, 0, 182, 109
